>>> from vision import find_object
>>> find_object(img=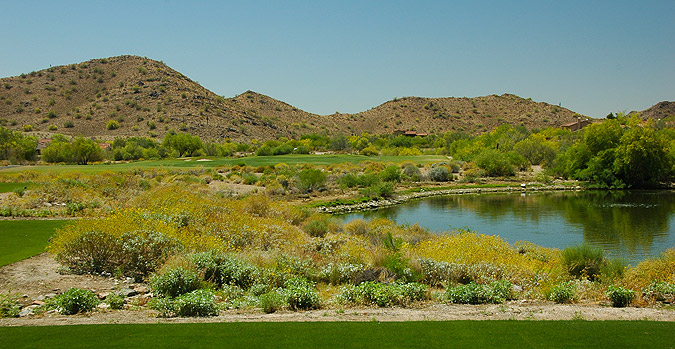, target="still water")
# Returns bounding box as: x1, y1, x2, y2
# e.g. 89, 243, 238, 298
337, 191, 675, 263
